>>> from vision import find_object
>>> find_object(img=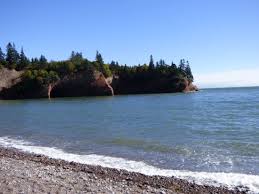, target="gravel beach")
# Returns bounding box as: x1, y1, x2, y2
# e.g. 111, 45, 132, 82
0, 147, 247, 194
